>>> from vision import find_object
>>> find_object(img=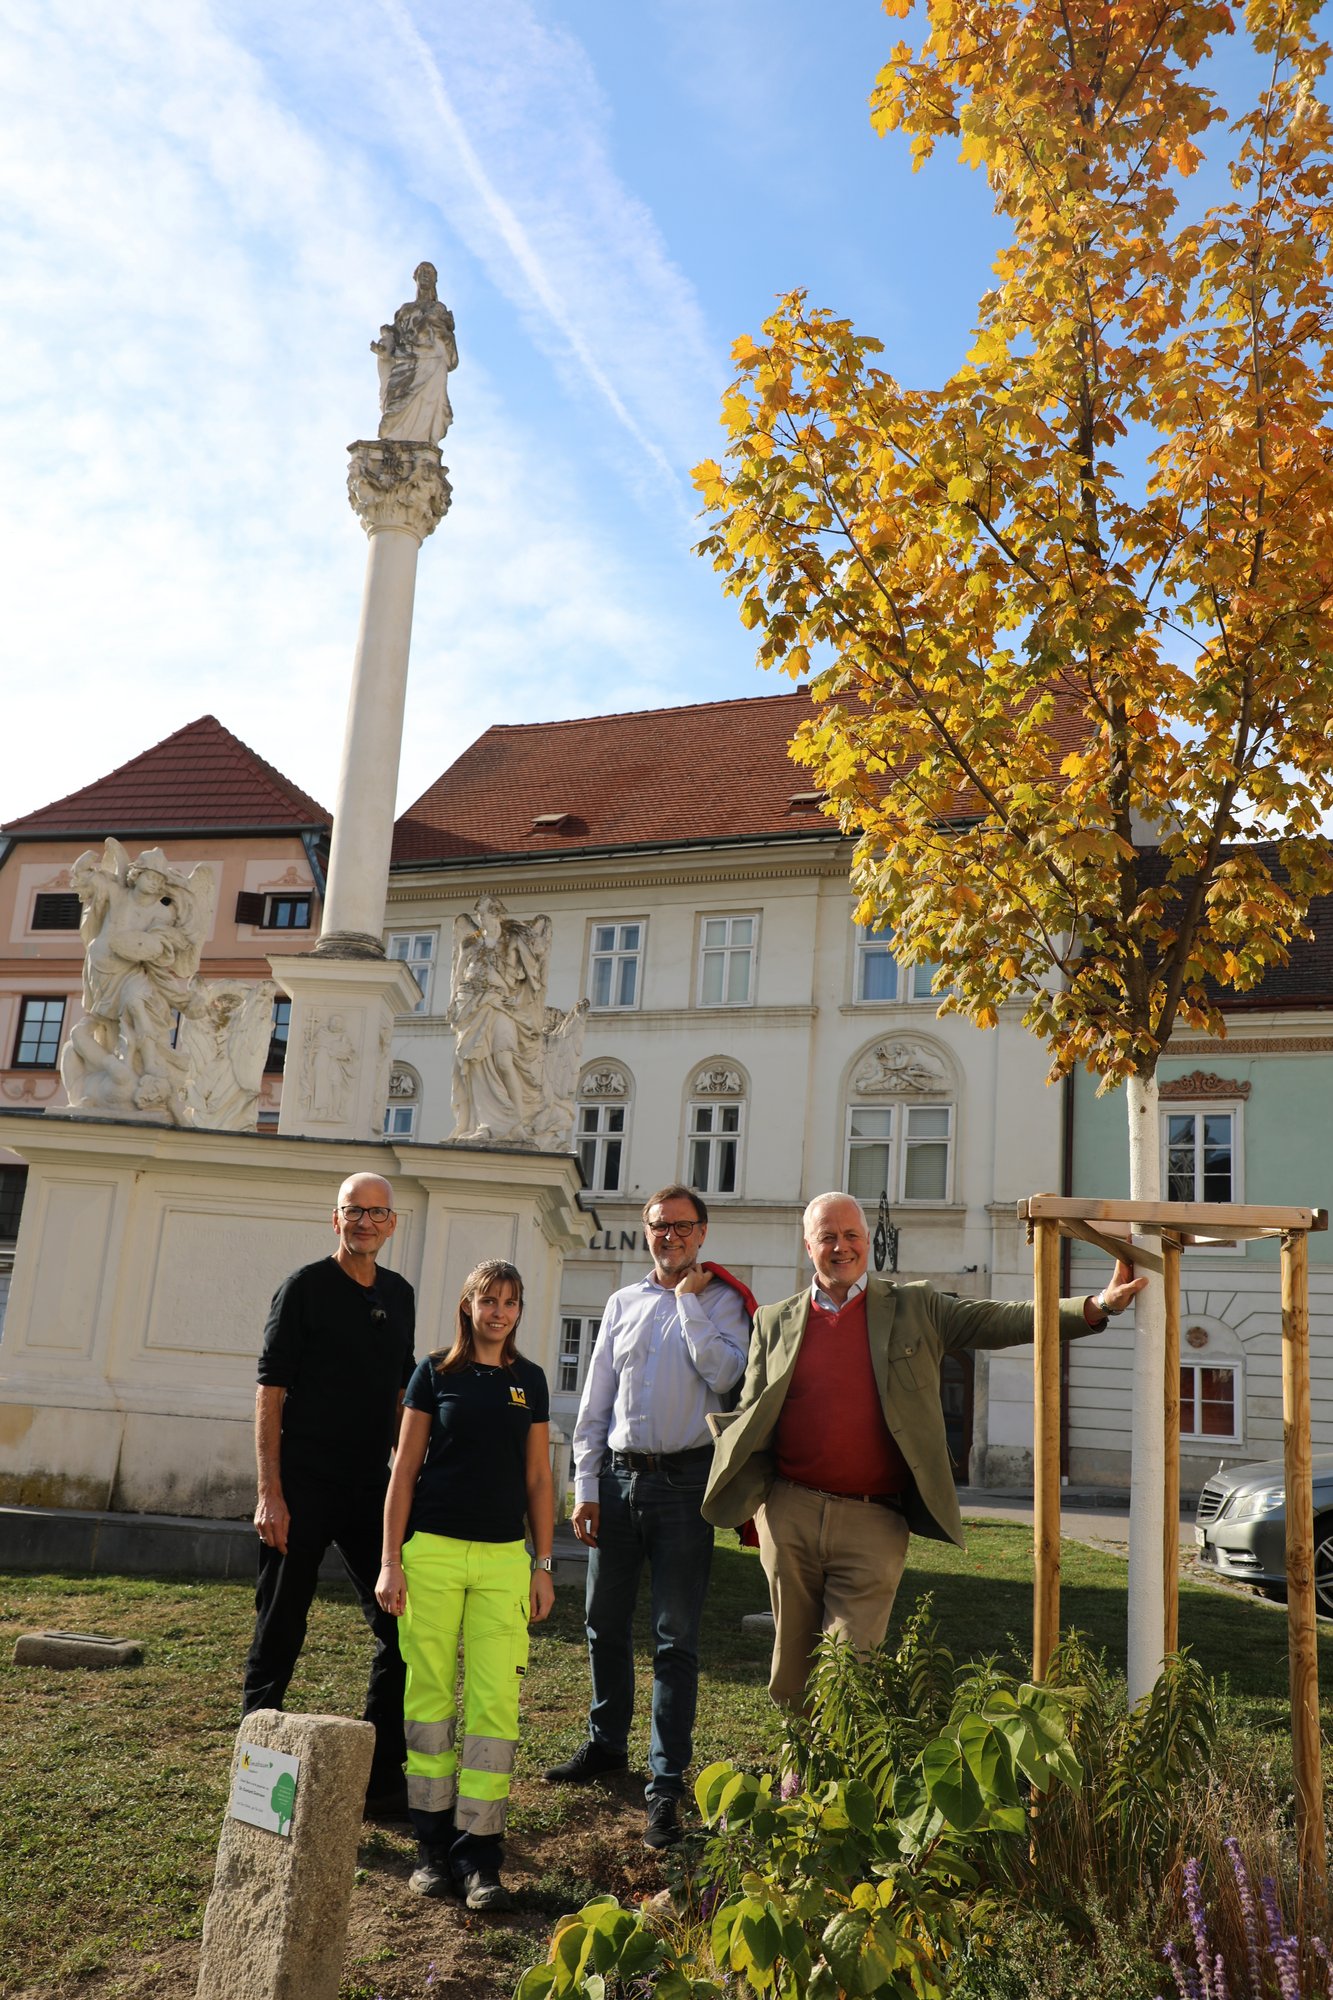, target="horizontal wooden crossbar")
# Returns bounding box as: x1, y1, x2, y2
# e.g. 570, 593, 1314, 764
1018, 1194, 1327, 1235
